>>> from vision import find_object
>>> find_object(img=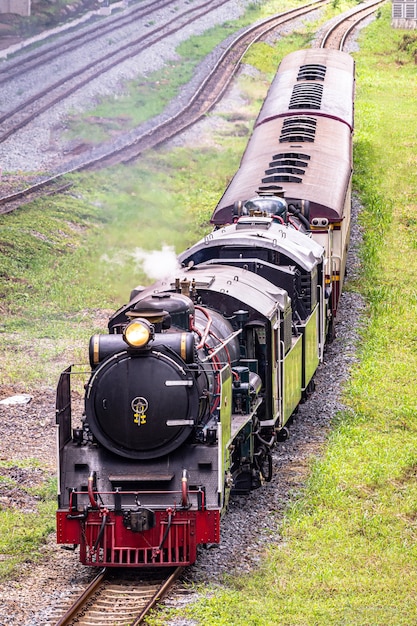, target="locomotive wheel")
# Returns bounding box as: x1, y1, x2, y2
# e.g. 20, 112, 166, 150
276, 426, 289, 442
